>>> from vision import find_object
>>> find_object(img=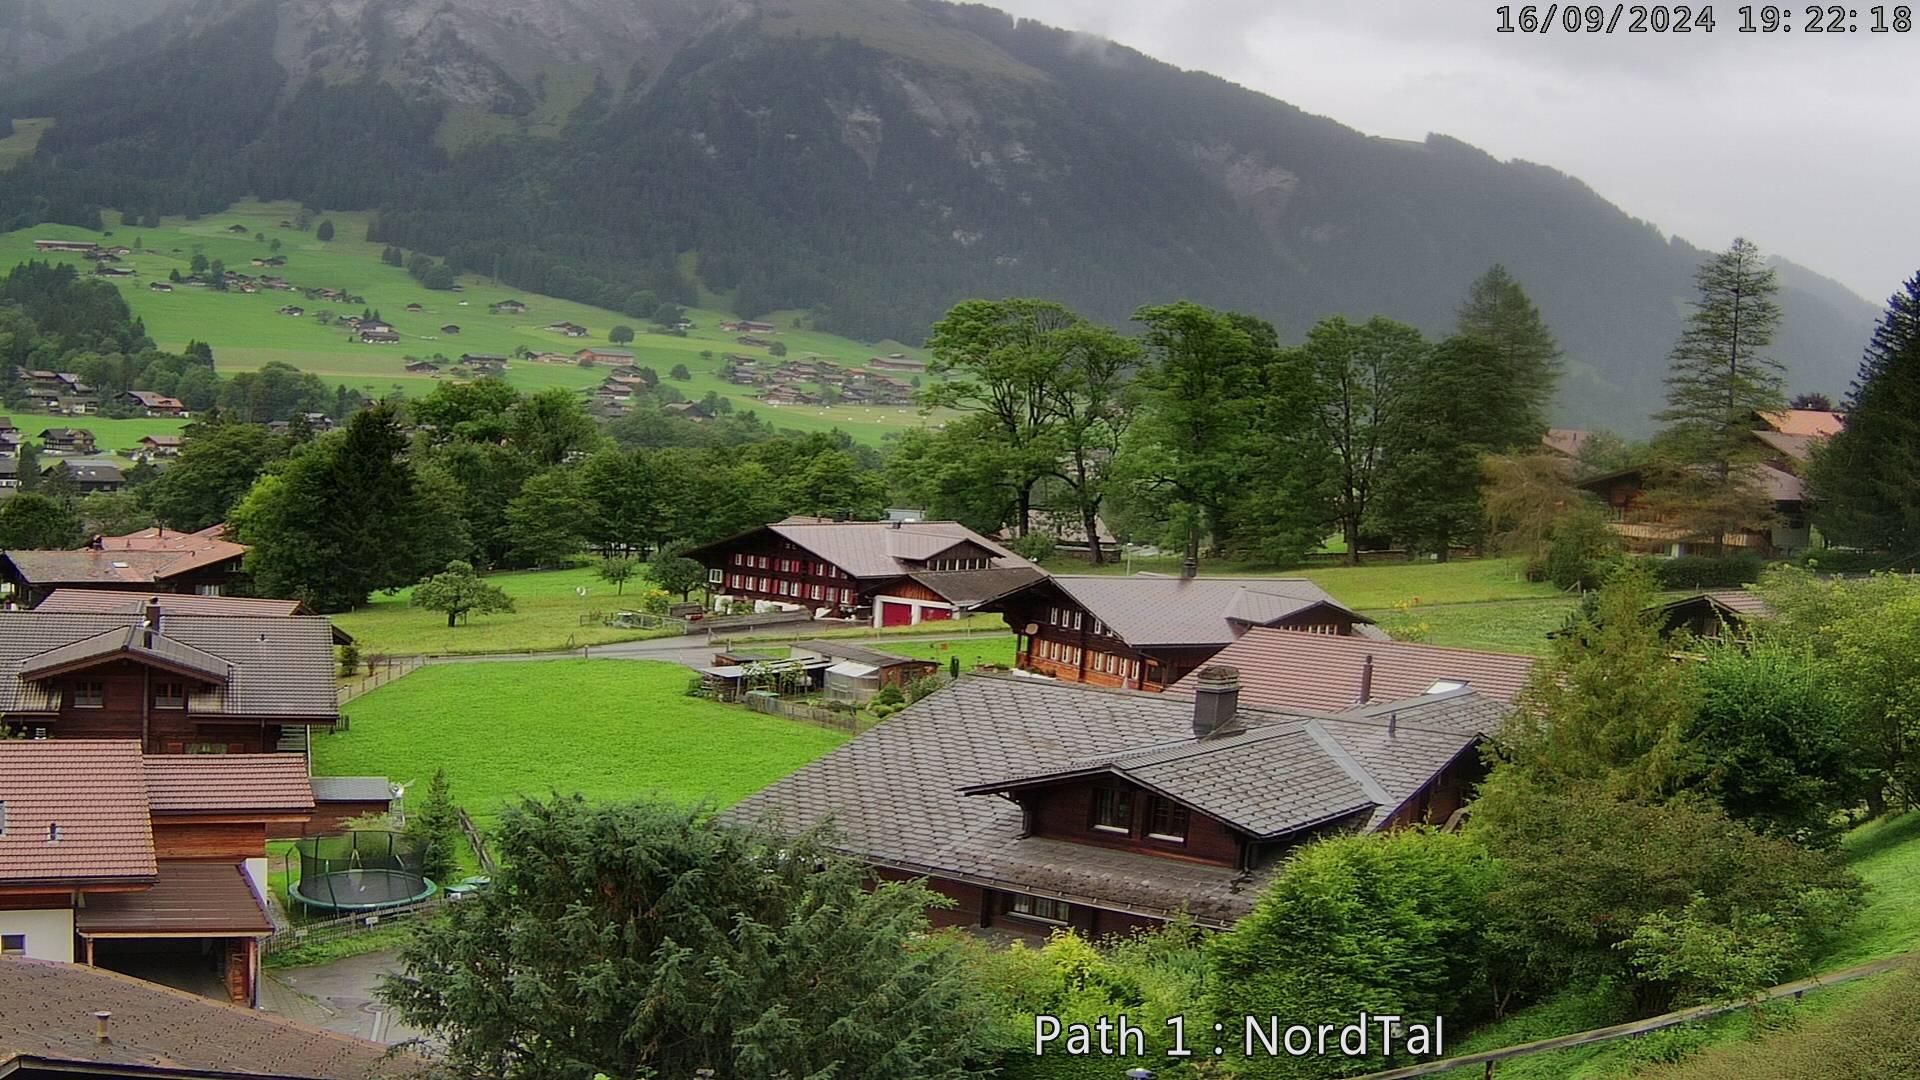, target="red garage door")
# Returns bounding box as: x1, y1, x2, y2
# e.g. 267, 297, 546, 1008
920, 605, 951, 622
880, 601, 915, 627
